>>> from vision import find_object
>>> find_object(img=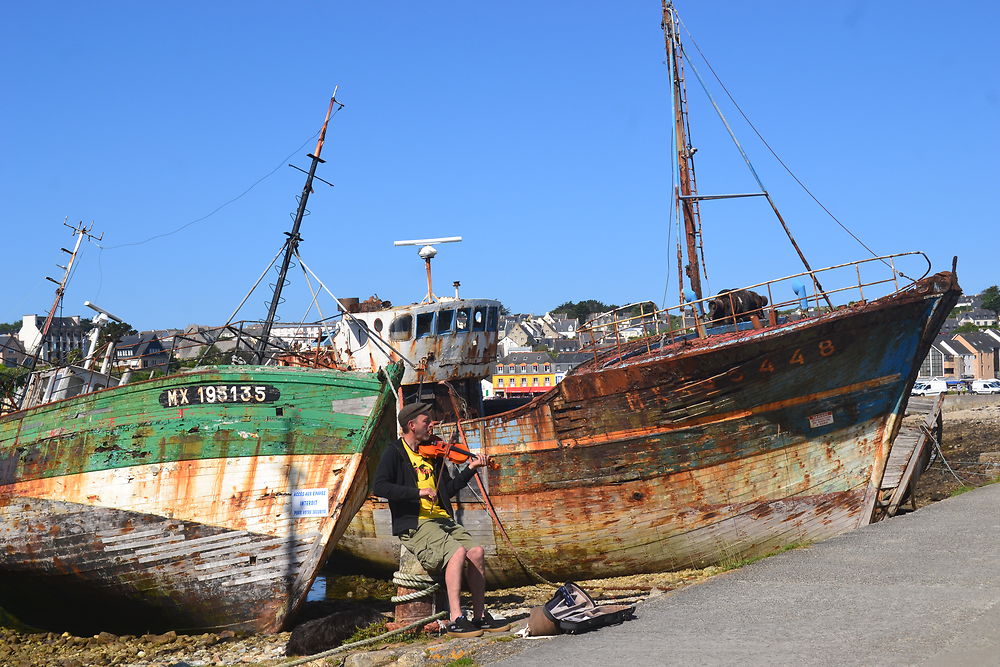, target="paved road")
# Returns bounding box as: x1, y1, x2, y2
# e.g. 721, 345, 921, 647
497, 484, 1000, 666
